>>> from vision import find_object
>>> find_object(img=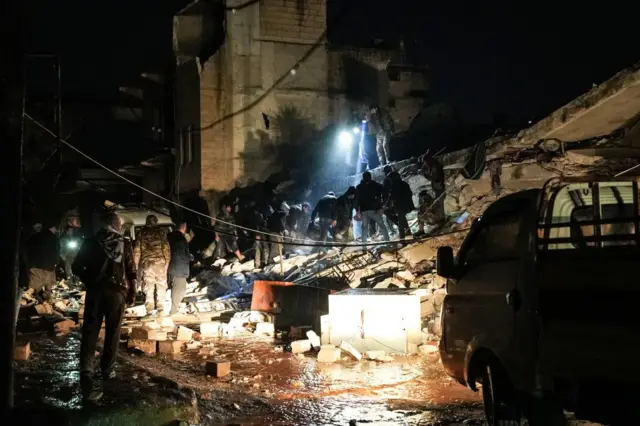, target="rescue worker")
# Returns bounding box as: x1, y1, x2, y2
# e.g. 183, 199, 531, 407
285, 202, 311, 240
335, 186, 357, 240
421, 152, 446, 223
356, 171, 389, 243
134, 215, 170, 316
488, 159, 502, 196
385, 169, 415, 239
75, 212, 136, 400
366, 105, 395, 166
25, 220, 60, 302
60, 216, 82, 285
214, 201, 246, 262
247, 201, 269, 268
267, 206, 287, 262
310, 192, 338, 242
167, 222, 192, 315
